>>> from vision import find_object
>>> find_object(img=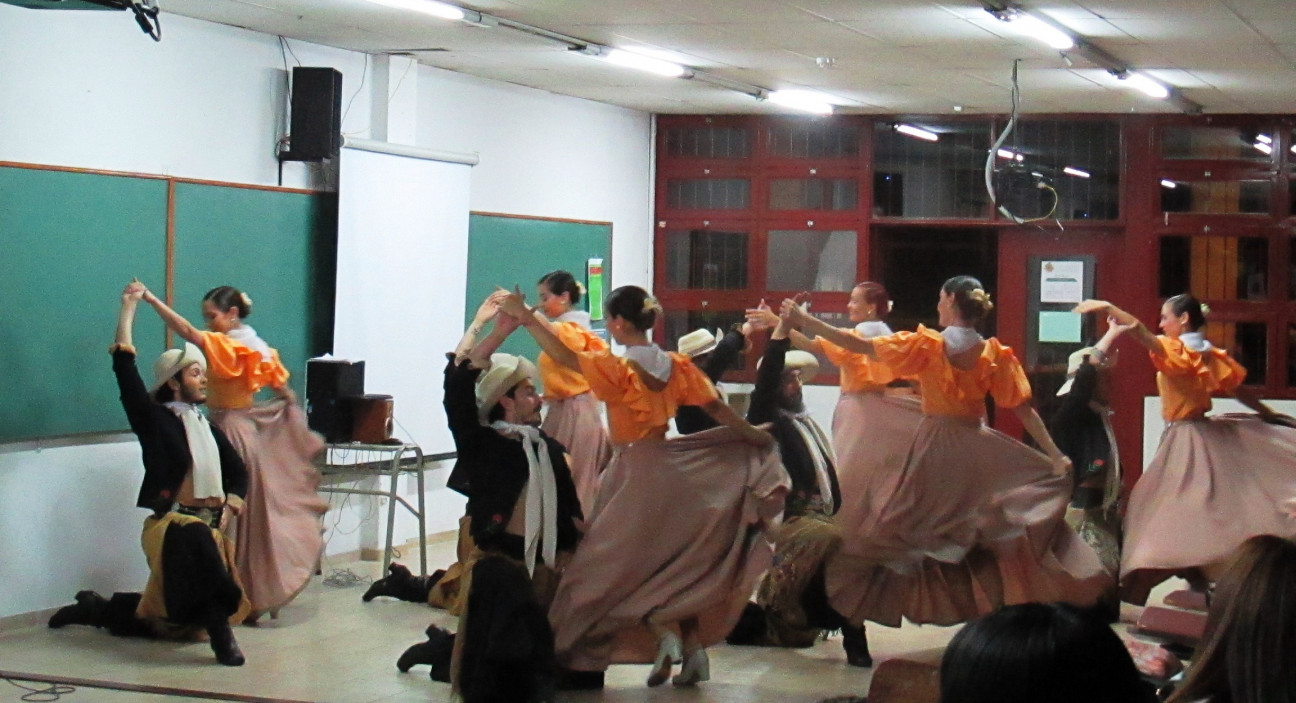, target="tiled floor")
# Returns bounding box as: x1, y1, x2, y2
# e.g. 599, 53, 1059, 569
0, 538, 1172, 703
